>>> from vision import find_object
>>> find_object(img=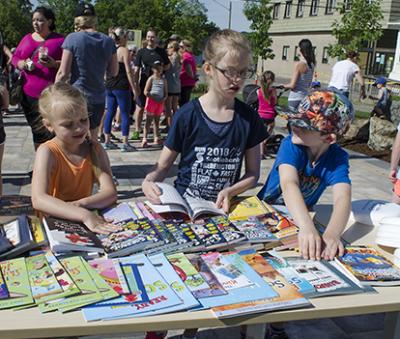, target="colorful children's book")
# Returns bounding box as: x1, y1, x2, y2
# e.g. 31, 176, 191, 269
26, 253, 63, 302
28, 216, 48, 247
285, 256, 365, 297
82, 253, 182, 321
186, 254, 227, 298
232, 218, 277, 243
262, 251, 315, 296
256, 212, 298, 239
190, 220, 228, 249
228, 196, 270, 220
0, 269, 9, 299
136, 201, 157, 220
209, 216, 247, 245
0, 195, 34, 216
177, 222, 203, 251
166, 252, 212, 298
336, 246, 400, 286
98, 218, 161, 258
162, 219, 196, 251
89, 258, 130, 294
102, 202, 138, 223
145, 219, 179, 254
195, 252, 278, 309
128, 201, 145, 219
0, 258, 34, 309
42, 216, 104, 253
